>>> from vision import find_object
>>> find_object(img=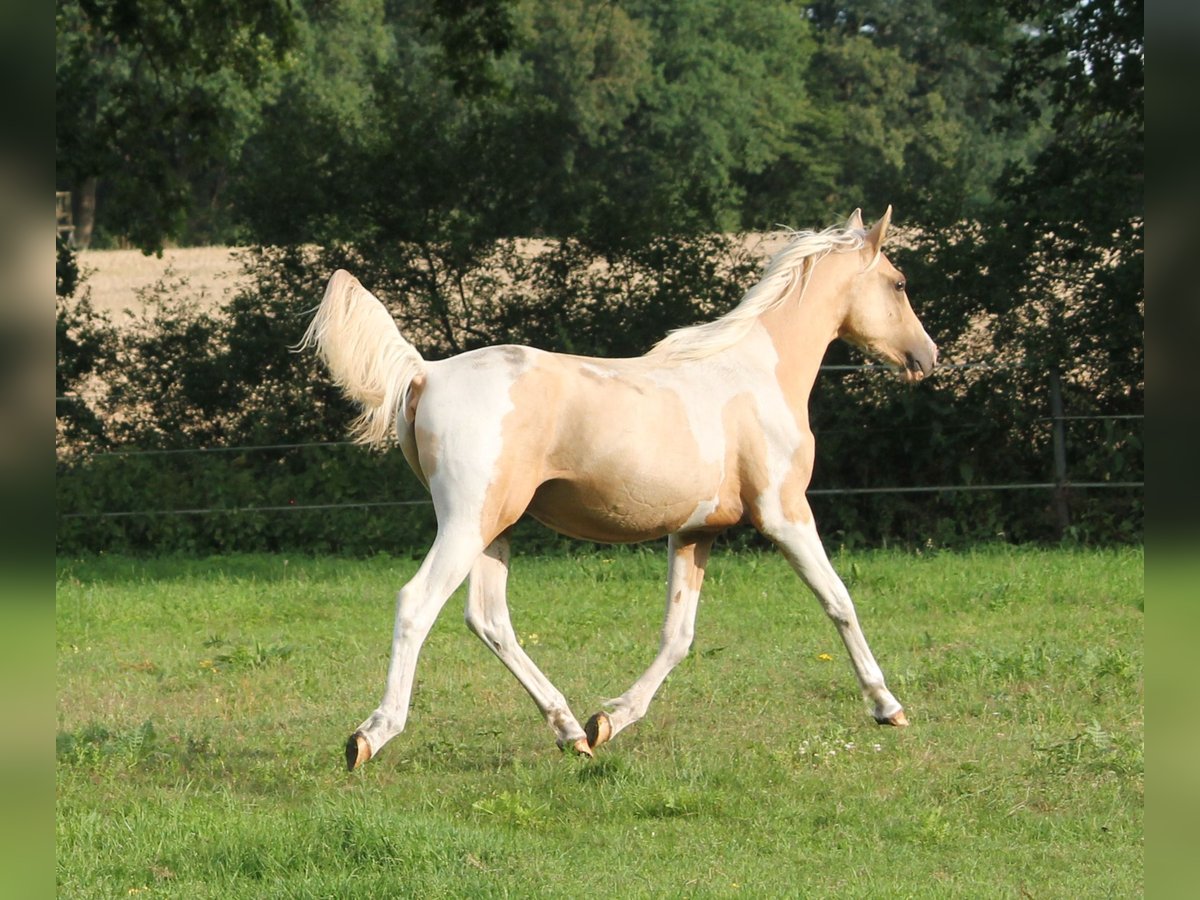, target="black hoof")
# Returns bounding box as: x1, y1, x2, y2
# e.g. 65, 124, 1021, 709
584, 712, 612, 749
346, 732, 371, 770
